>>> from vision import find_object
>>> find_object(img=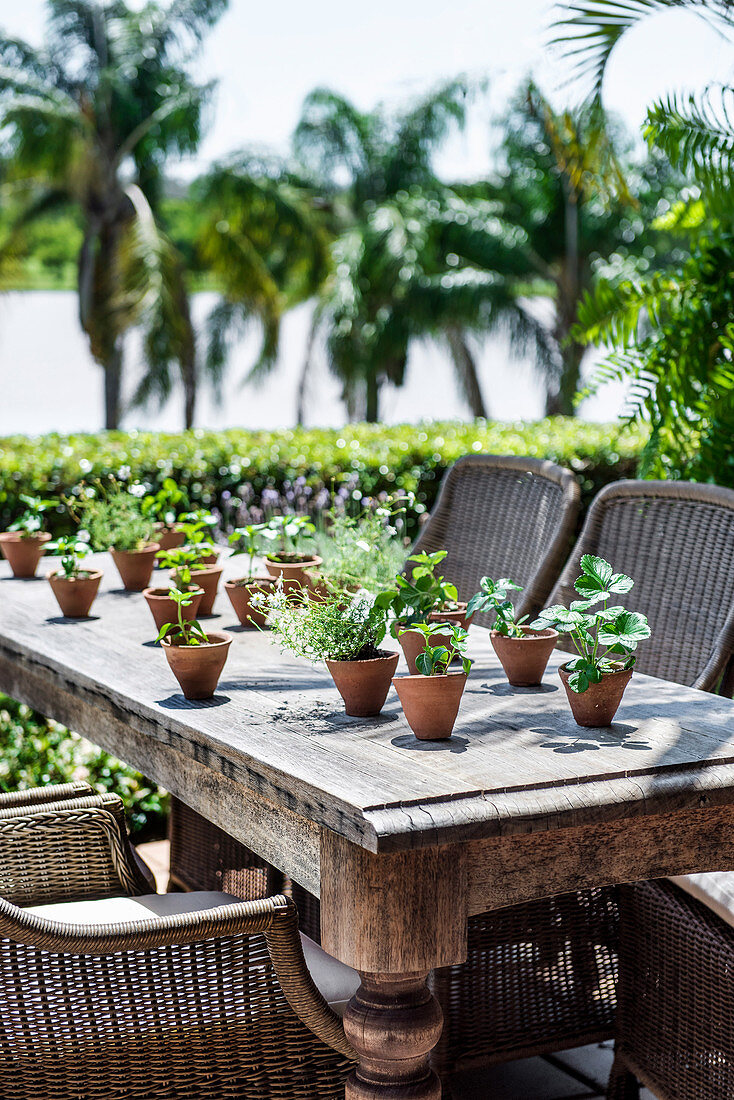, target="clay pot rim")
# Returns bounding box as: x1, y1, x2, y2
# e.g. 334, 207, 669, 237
429, 603, 468, 615
0, 530, 52, 543
176, 563, 224, 578
392, 670, 468, 685
47, 569, 103, 583
110, 542, 160, 556
144, 585, 204, 599
559, 661, 631, 679
154, 521, 185, 531
225, 575, 275, 588
491, 626, 558, 642
161, 630, 232, 650
266, 553, 323, 567
326, 649, 399, 668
